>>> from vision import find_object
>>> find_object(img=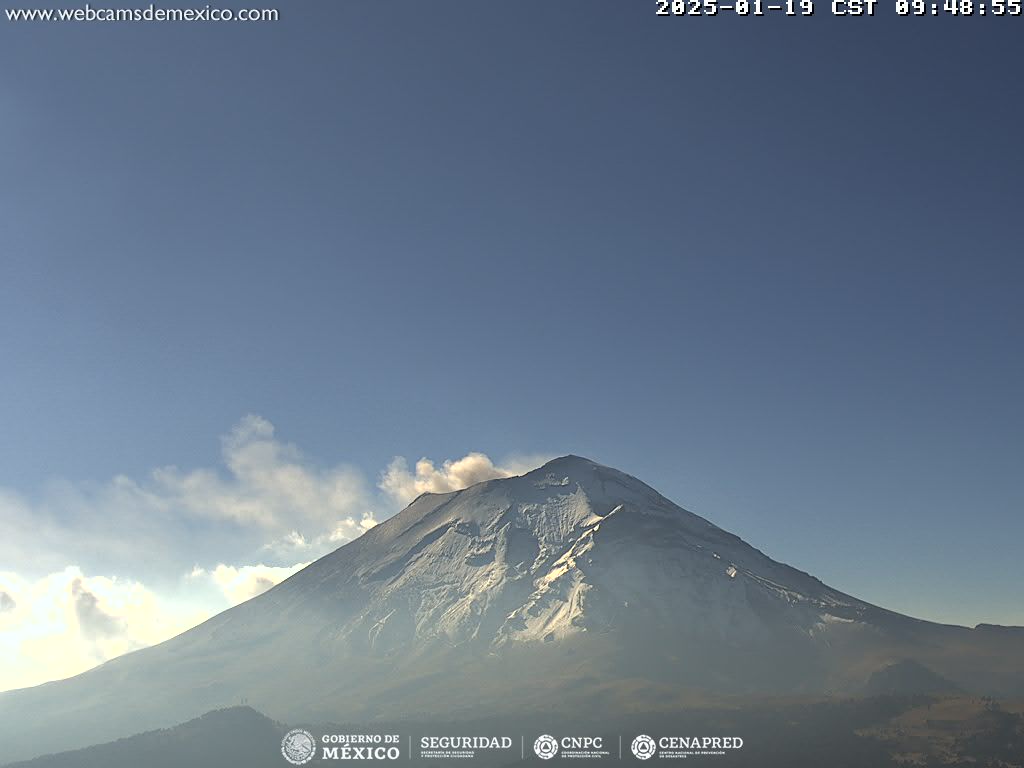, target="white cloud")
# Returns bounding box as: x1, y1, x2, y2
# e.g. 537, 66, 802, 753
380, 452, 549, 506
188, 562, 309, 606
259, 514, 378, 561
0, 568, 211, 692
0, 415, 379, 579
129, 414, 375, 532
